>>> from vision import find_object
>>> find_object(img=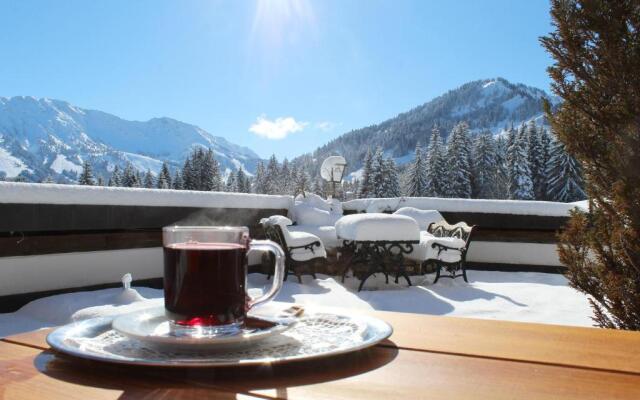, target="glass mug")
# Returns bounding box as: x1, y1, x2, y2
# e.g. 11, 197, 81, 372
162, 226, 285, 337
